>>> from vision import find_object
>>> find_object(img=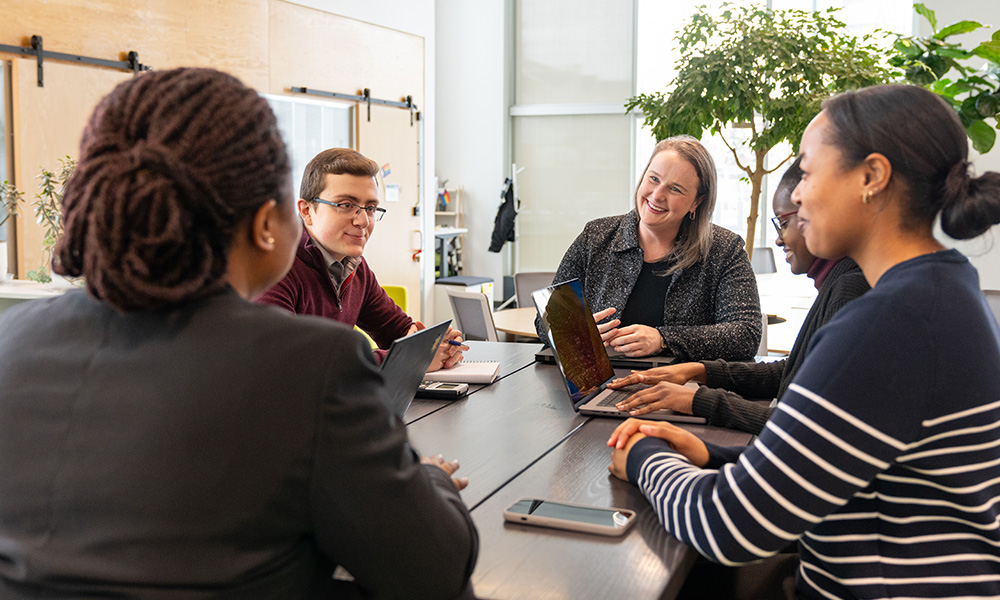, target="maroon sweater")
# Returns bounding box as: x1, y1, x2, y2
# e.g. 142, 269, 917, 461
256, 230, 413, 362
